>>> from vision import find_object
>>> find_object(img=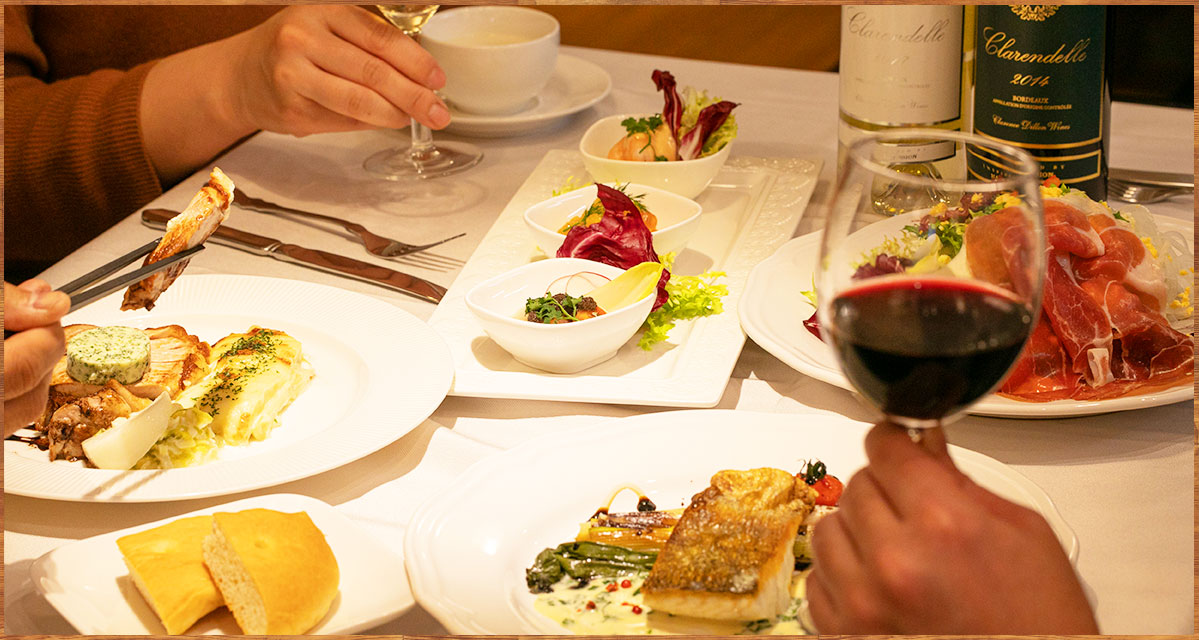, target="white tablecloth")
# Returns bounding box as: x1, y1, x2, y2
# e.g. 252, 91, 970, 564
6, 46, 1194, 635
